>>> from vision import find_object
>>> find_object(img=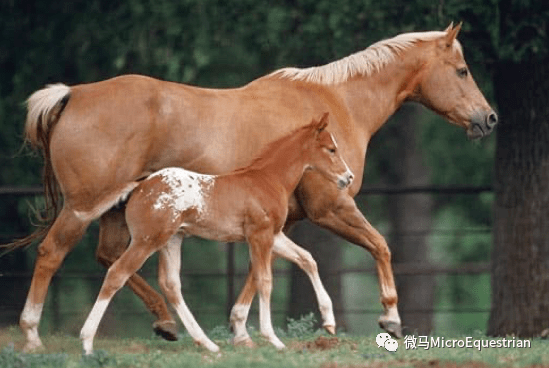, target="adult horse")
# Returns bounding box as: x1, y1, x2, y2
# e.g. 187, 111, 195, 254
9, 23, 497, 351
